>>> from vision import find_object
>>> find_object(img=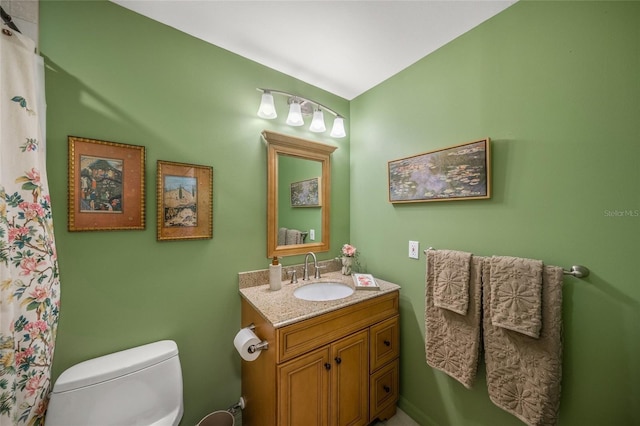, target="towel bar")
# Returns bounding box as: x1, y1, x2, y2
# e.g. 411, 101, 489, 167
563, 265, 589, 278
423, 248, 590, 279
